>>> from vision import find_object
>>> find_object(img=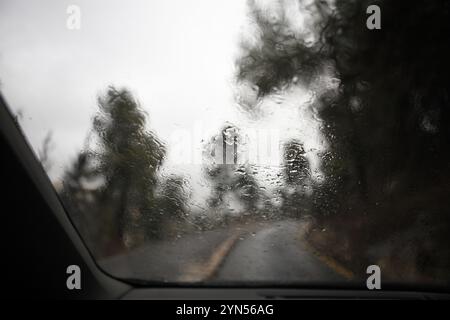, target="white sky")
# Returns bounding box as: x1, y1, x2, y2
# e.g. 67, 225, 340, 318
0, 0, 248, 175
0, 0, 330, 209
